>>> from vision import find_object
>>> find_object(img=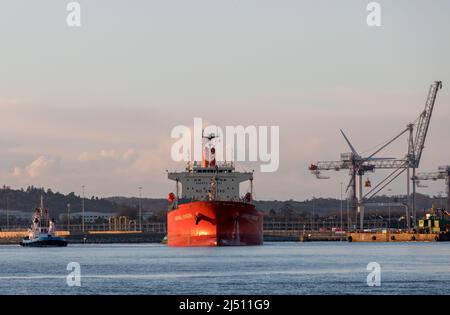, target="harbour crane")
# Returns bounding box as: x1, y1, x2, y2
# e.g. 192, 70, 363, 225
414, 166, 450, 212
309, 81, 443, 230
